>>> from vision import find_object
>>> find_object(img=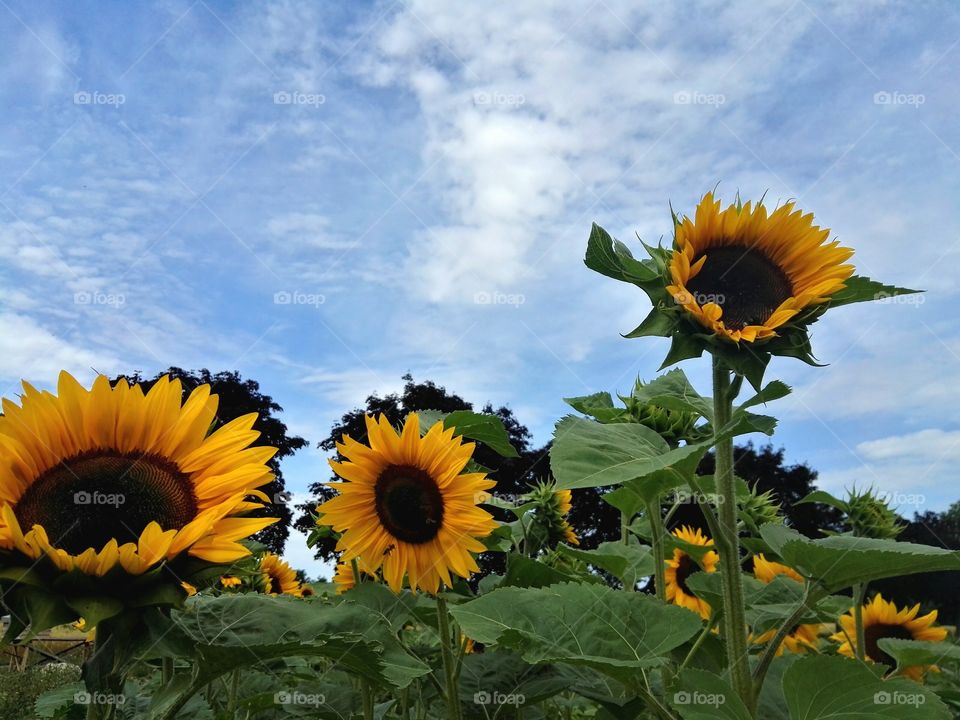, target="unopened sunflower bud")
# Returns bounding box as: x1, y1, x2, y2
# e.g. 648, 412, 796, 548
845, 488, 904, 539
